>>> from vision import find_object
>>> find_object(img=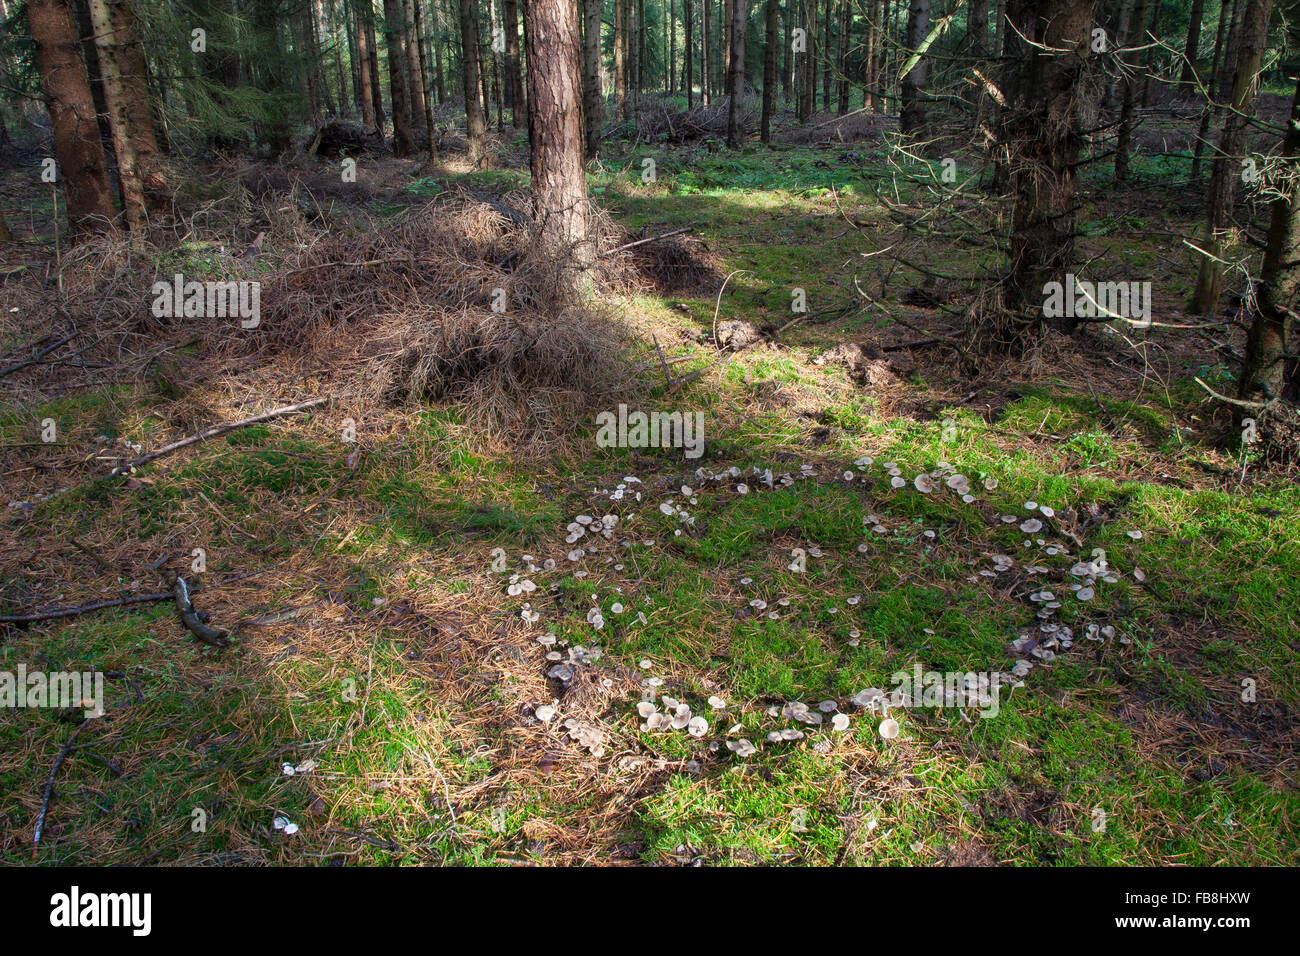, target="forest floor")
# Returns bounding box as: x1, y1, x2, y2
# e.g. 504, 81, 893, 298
1, 112, 1297, 865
